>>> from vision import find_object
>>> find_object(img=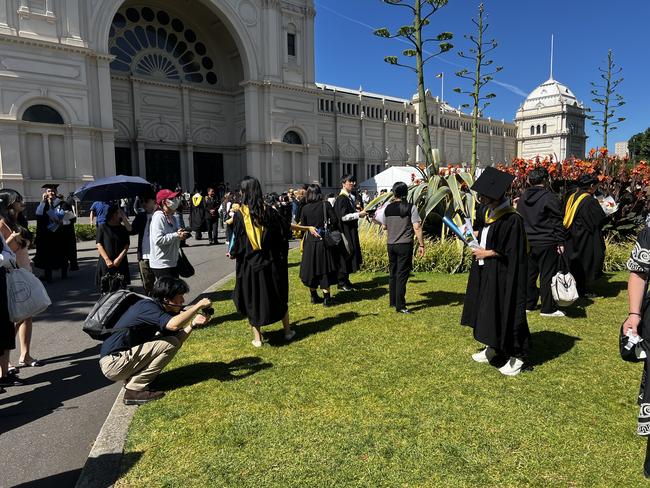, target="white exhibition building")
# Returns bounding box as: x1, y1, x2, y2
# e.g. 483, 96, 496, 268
0, 0, 587, 199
